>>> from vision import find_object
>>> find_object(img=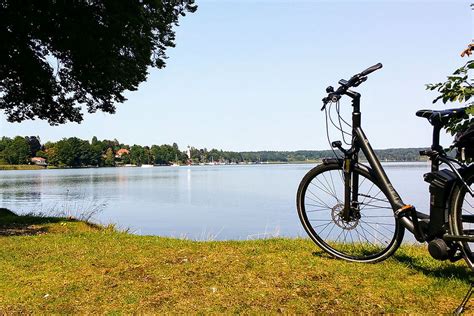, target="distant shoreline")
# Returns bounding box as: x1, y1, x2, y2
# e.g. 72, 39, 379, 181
0, 160, 430, 171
